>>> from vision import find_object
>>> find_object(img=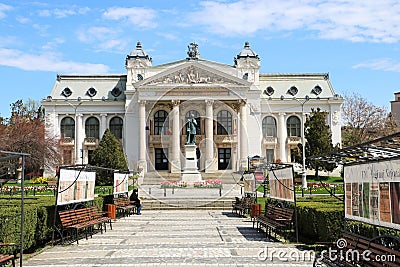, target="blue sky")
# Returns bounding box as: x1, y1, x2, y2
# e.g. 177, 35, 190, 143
0, 0, 399, 118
